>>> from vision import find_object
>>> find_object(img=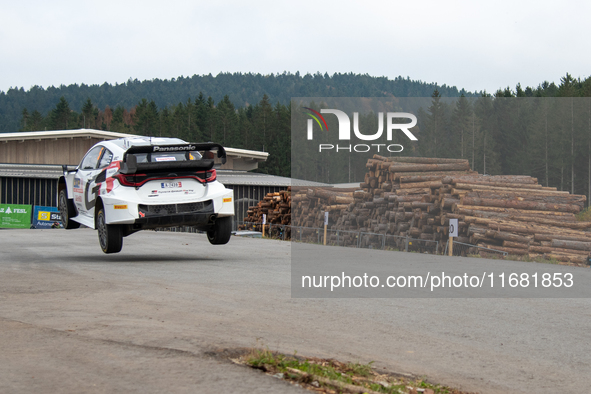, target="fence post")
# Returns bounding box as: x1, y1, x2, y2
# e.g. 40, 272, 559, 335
405, 235, 409, 252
